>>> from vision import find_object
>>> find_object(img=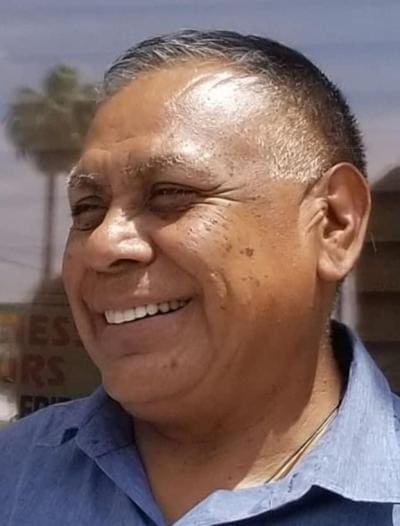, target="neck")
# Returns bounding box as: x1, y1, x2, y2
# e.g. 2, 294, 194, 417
132, 335, 343, 523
